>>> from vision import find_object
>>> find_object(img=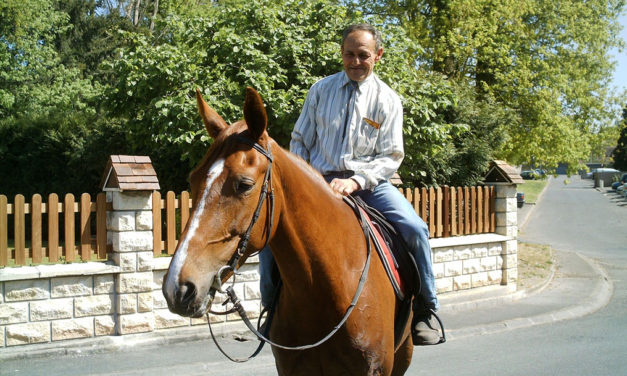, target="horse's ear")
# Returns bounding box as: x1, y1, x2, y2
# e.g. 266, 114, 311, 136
196, 88, 227, 138
243, 87, 267, 141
